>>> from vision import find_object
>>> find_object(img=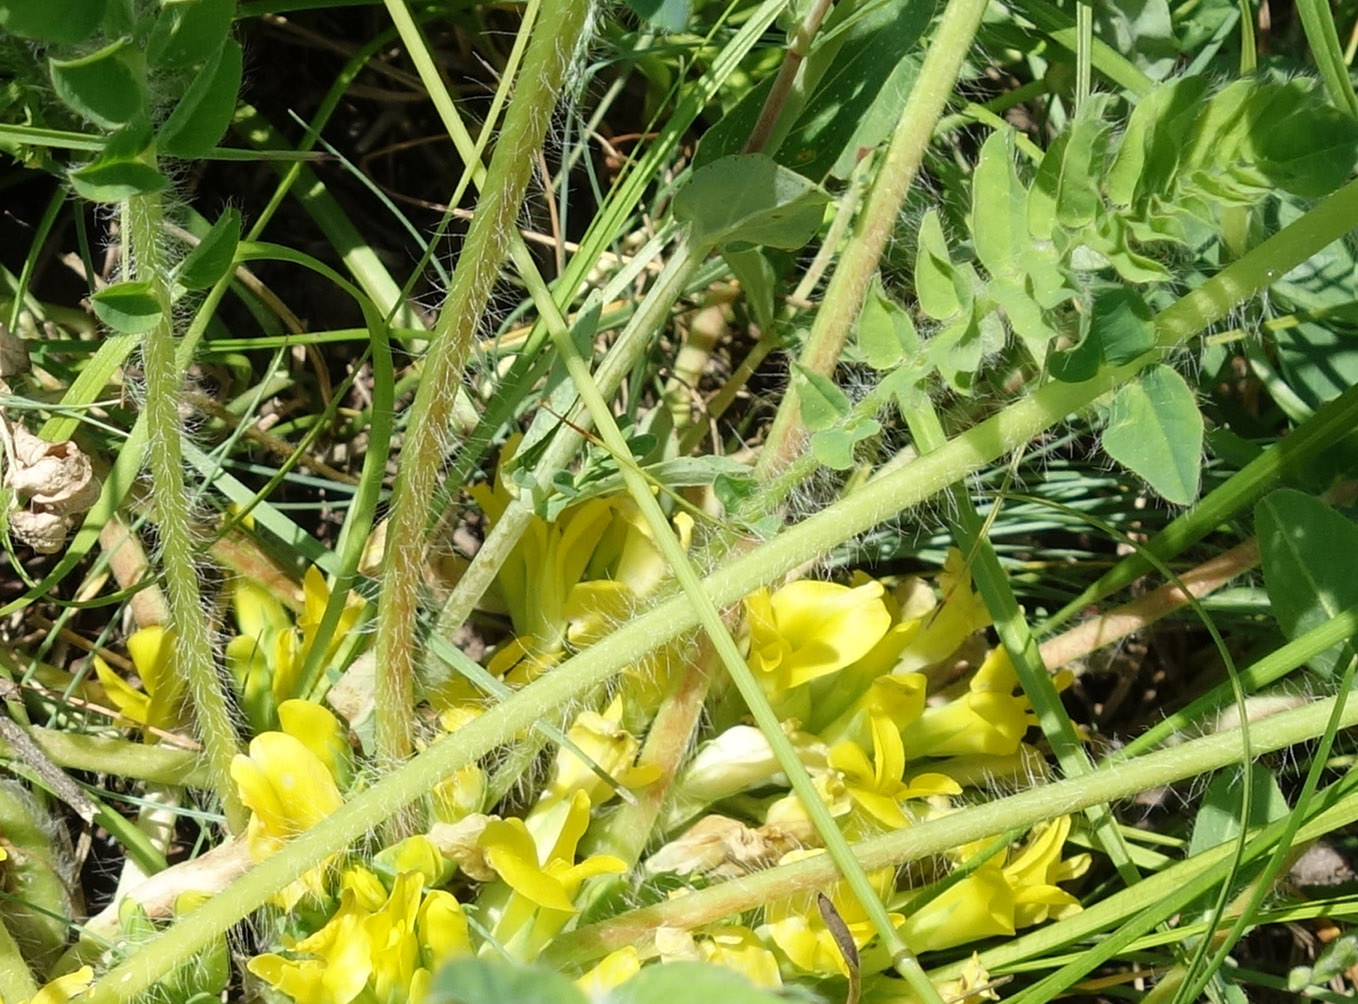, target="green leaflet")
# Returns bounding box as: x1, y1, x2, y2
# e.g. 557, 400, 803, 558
1102, 364, 1203, 505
